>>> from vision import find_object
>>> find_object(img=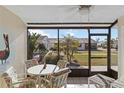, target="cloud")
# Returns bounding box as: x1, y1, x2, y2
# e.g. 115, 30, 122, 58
66, 32, 74, 36
28, 29, 50, 37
